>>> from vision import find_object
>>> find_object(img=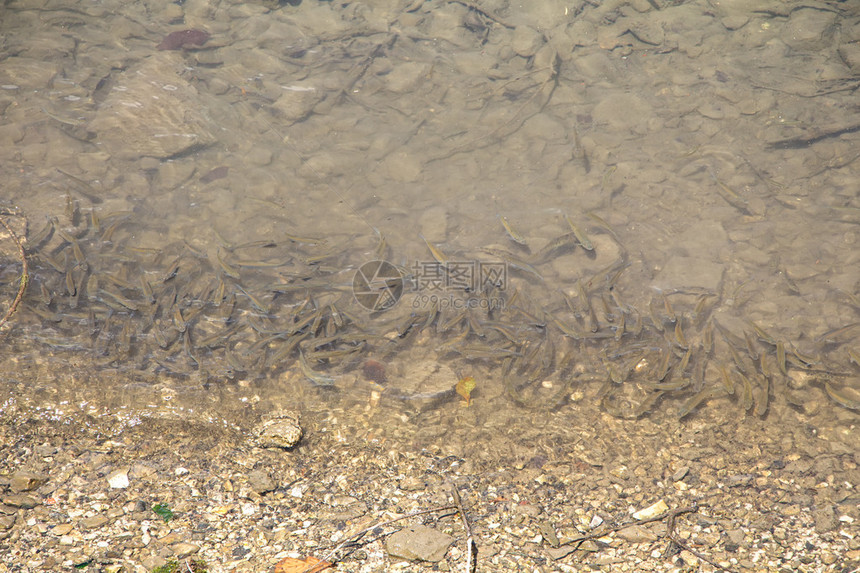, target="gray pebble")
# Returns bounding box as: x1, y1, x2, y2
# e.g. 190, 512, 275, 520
171, 542, 200, 558
398, 476, 426, 492
2, 494, 38, 509
812, 504, 838, 534
248, 469, 277, 495
80, 515, 109, 530
386, 524, 454, 562
10, 471, 48, 492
